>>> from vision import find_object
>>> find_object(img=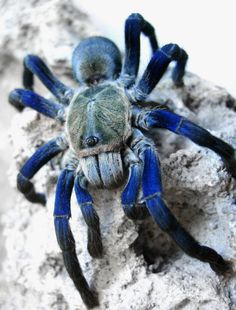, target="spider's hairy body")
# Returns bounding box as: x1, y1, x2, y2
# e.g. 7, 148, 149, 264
67, 83, 132, 188
9, 13, 236, 309
67, 83, 132, 157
